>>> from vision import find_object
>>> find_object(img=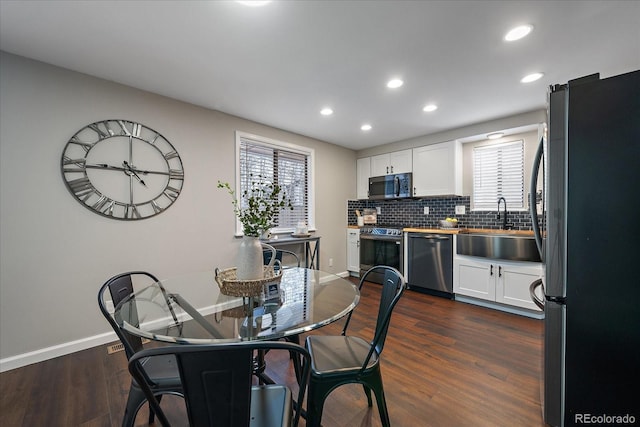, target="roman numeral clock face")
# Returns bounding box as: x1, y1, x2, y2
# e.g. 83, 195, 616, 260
61, 120, 184, 220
